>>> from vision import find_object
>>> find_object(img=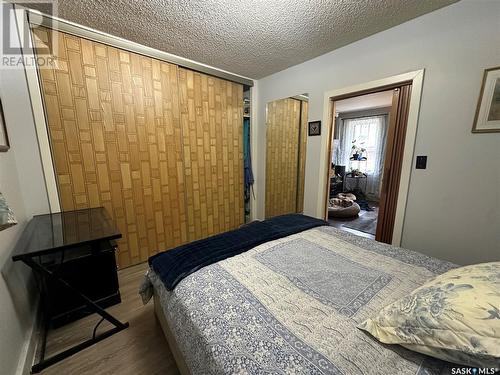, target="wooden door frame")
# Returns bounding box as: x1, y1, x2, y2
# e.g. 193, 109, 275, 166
375, 84, 412, 243
321, 70, 425, 246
